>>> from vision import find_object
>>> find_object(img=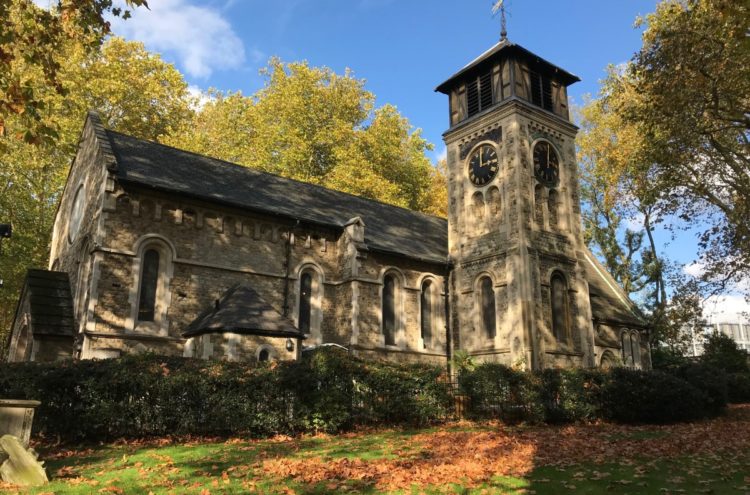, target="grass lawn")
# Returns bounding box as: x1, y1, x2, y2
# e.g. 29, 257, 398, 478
3, 405, 749, 494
